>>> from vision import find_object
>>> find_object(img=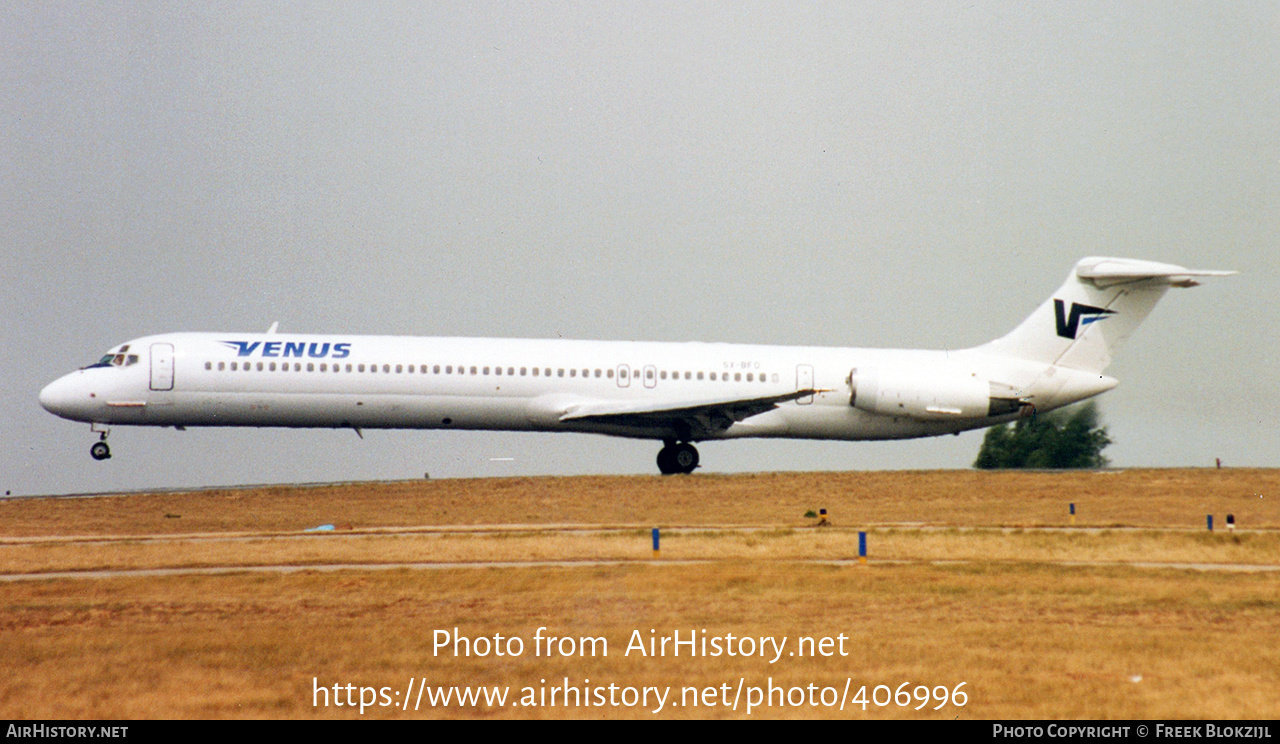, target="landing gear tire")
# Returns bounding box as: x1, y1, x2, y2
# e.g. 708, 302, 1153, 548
657, 442, 699, 475
657, 447, 675, 474
90, 441, 111, 461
